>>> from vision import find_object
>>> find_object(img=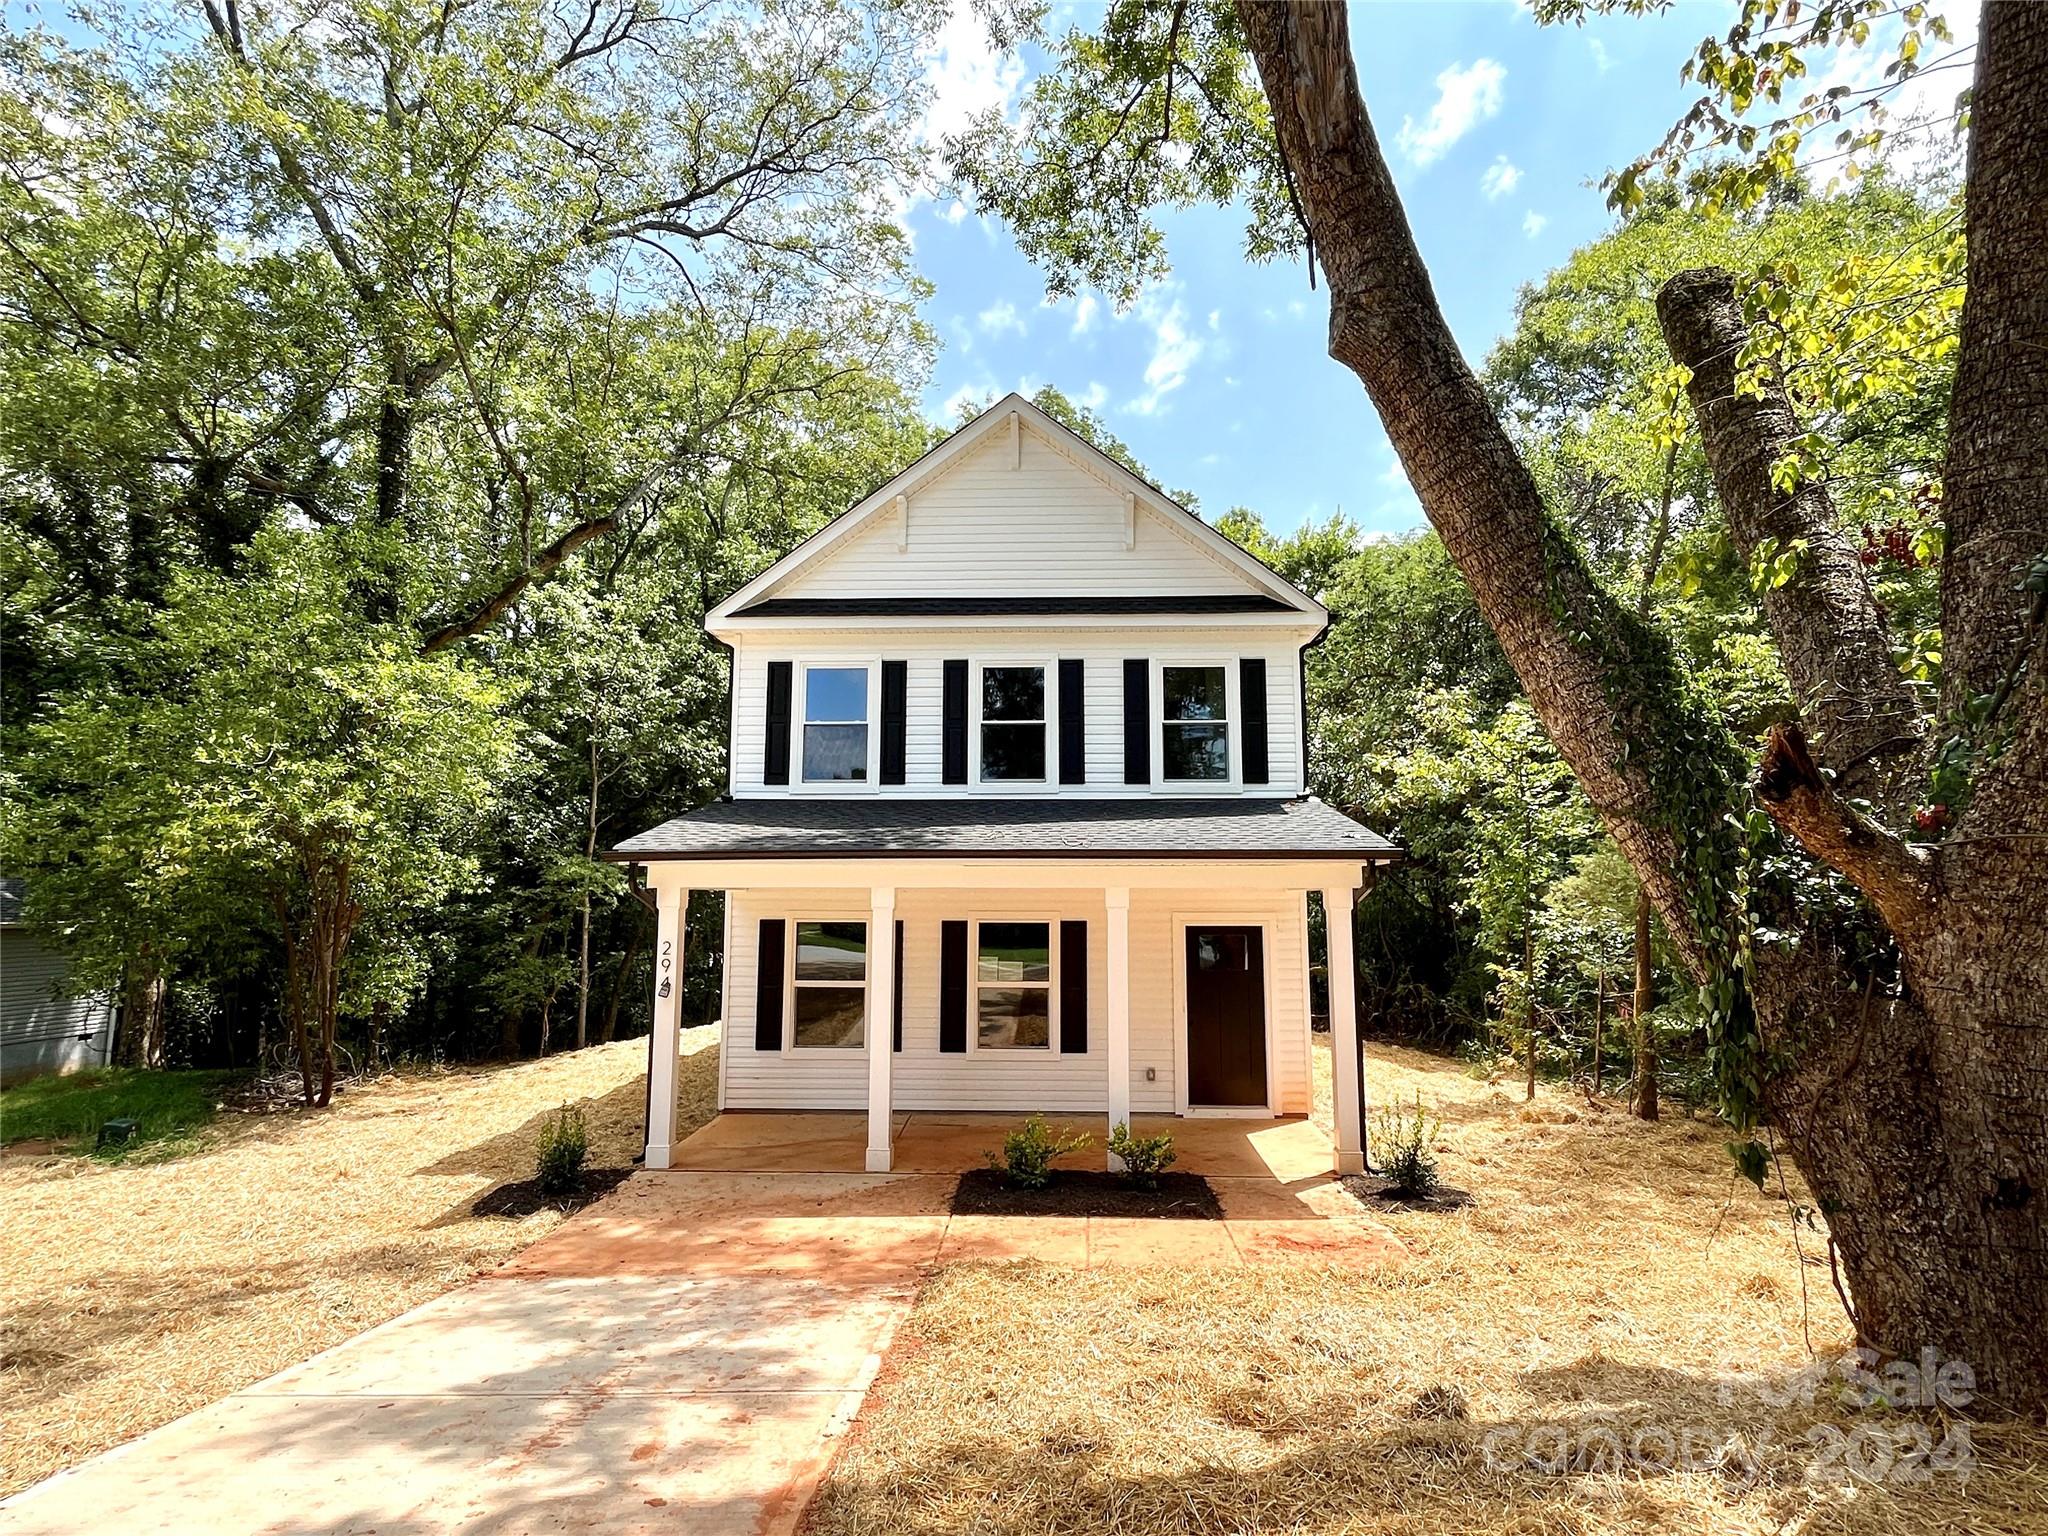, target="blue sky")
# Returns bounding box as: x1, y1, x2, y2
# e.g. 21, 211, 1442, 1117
904, 1, 1735, 537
